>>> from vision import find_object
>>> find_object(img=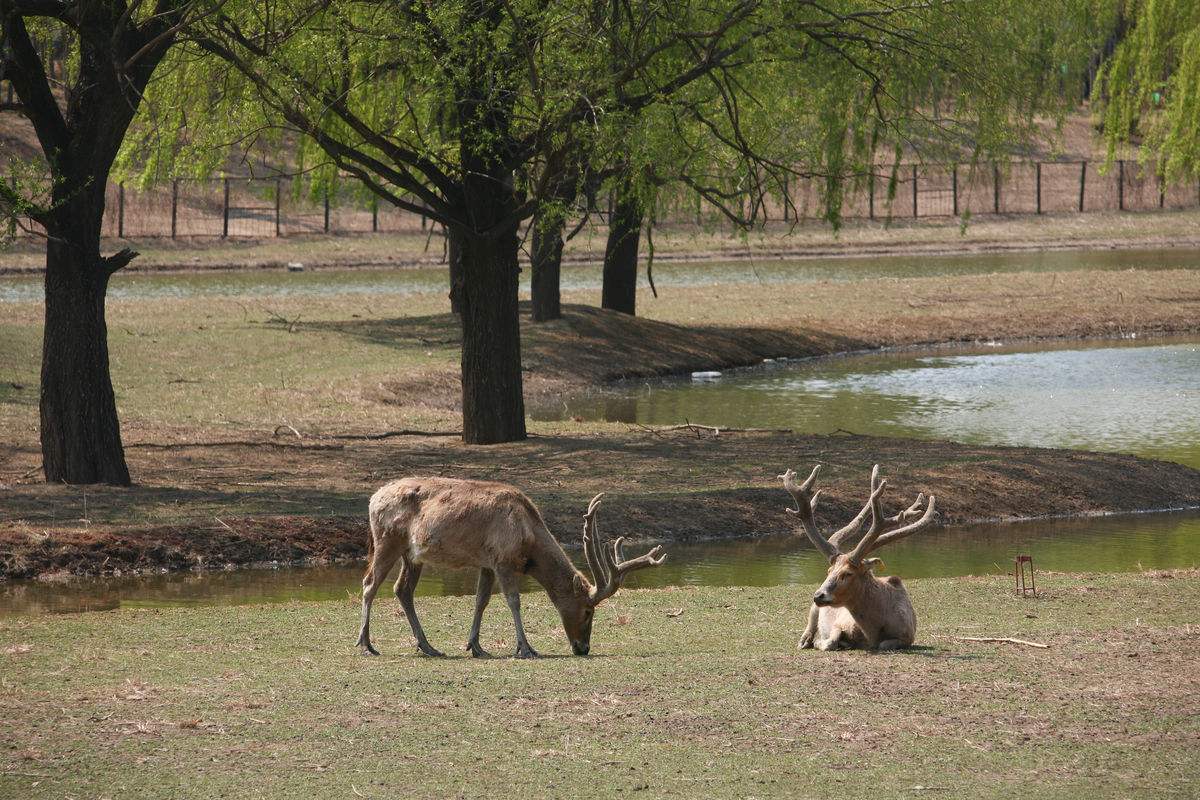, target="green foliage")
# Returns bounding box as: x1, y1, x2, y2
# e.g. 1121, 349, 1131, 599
121, 0, 1109, 230
1098, 0, 1200, 179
